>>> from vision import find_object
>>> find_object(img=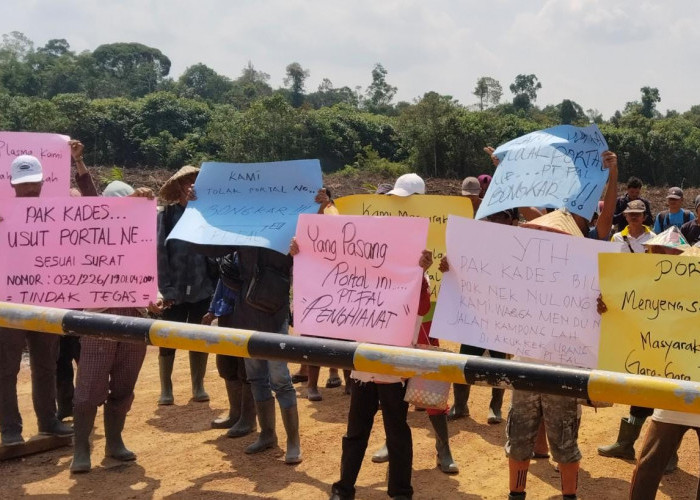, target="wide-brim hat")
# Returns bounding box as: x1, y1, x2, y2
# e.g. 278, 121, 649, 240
681, 246, 700, 257
642, 226, 690, 250
159, 165, 200, 203
521, 209, 584, 238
